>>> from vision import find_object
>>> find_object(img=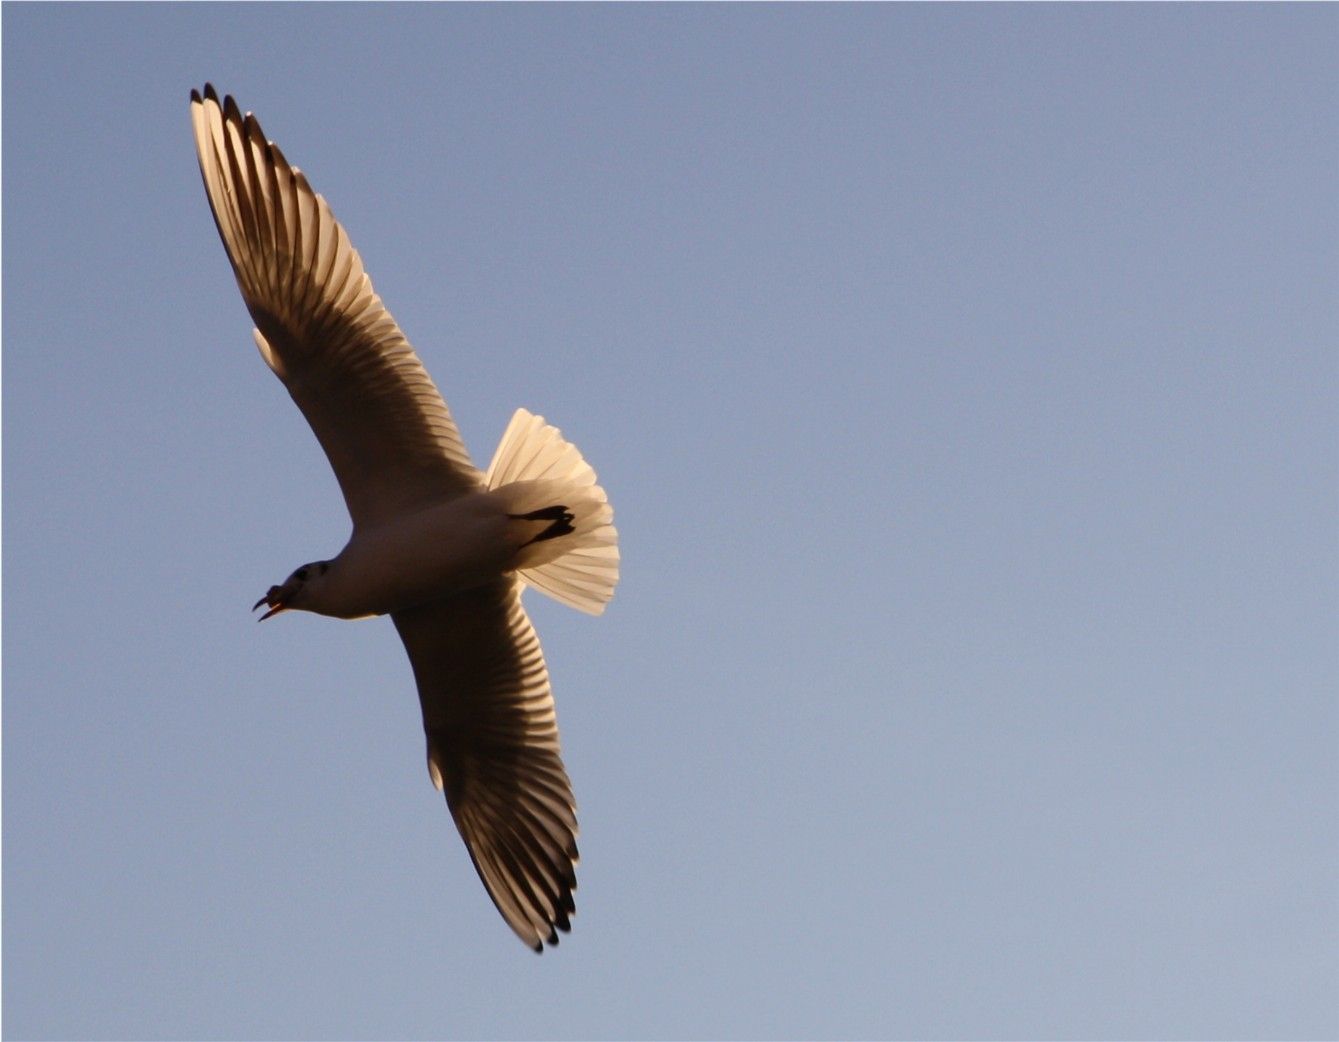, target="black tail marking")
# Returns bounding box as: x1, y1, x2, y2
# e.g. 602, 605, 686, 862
511, 505, 576, 547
